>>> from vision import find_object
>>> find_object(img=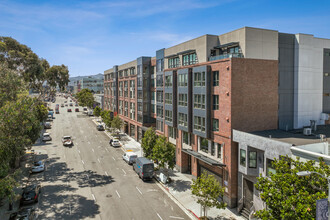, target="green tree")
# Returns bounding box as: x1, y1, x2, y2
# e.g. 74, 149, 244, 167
45, 64, 69, 91
141, 127, 157, 159
94, 106, 102, 117
101, 110, 112, 129
76, 88, 94, 108
111, 116, 123, 135
255, 156, 329, 220
191, 171, 227, 219
153, 136, 176, 178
